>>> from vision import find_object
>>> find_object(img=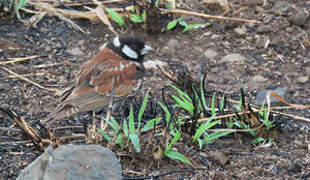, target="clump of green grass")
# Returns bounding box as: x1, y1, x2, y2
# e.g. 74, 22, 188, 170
97, 69, 277, 165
